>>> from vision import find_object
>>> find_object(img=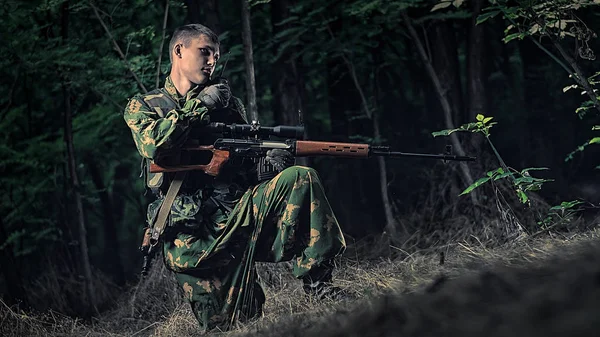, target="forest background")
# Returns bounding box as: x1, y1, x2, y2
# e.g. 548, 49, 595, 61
1, 0, 599, 321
